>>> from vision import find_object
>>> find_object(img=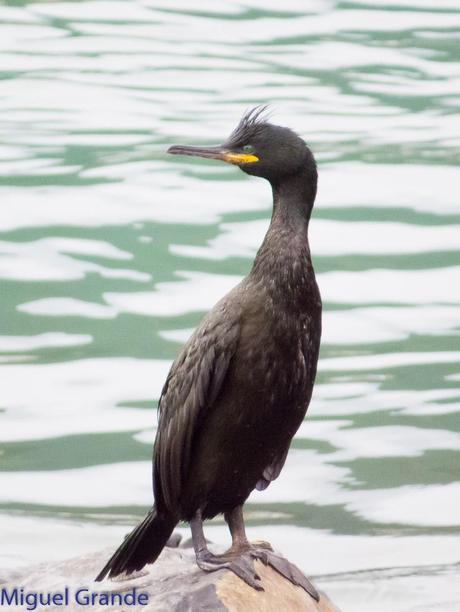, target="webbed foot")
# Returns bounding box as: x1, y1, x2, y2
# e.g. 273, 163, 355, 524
196, 549, 264, 591
249, 545, 319, 601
